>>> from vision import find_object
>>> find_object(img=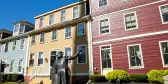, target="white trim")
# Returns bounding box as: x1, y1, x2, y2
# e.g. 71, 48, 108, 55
93, 0, 166, 19
87, 21, 94, 74
159, 40, 168, 67
93, 30, 168, 45
159, 3, 168, 24
40, 32, 45, 44
64, 46, 73, 64
99, 44, 113, 75
64, 26, 72, 39
99, 18, 111, 35
31, 34, 36, 45
123, 11, 139, 31
127, 44, 144, 69
71, 73, 90, 76
60, 9, 66, 22
98, 0, 108, 8
73, 5, 80, 19
24, 37, 29, 76
77, 22, 86, 36
49, 14, 55, 26
77, 44, 87, 64
20, 38, 25, 50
